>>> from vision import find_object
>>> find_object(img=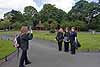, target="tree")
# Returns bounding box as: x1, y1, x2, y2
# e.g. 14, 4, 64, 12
23, 6, 38, 26
68, 0, 90, 21
43, 19, 58, 33
4, 10, 24, 23
4, 10, 24, 29
68, 0, 100, 31
0, 19, 11, 30
61, 20, 87, 31
39, 4, 67, 23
